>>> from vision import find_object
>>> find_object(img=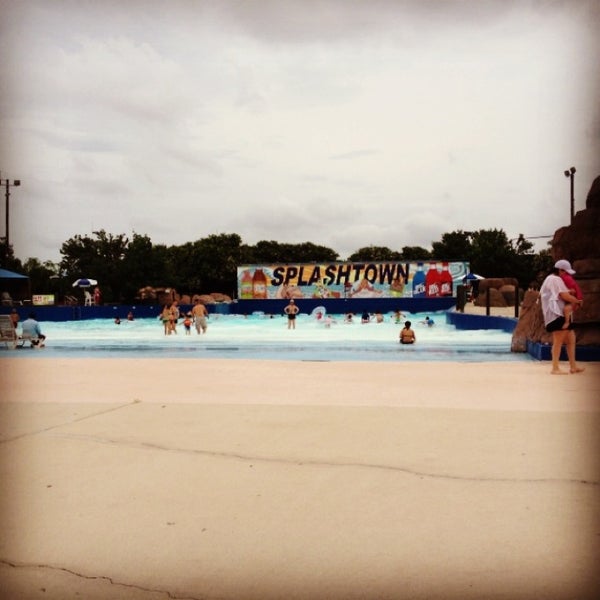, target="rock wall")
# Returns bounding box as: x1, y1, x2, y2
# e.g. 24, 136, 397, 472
136, 287, 232, 305
511, 176, 600, 351
474, 278, 521, 308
